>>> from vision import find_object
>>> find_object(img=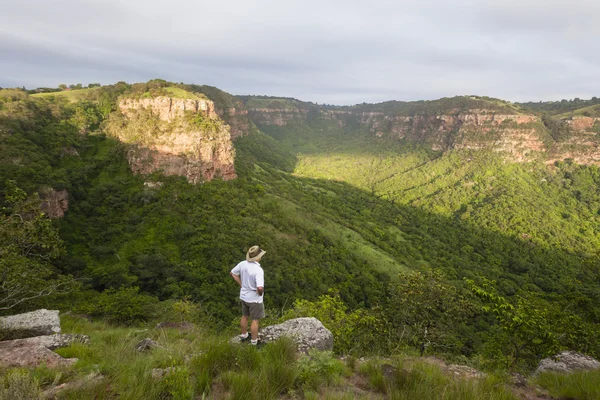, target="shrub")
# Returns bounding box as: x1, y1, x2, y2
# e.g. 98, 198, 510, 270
78, 287, 159, 324
163, 366, 193, 400
296, 350, 347, 390
0, 369, 43, 400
